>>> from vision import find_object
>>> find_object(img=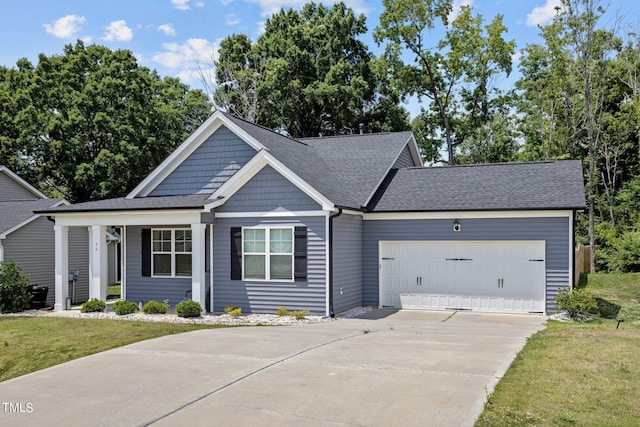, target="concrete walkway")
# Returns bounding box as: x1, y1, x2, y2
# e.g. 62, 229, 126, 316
0, 310, 545, 426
